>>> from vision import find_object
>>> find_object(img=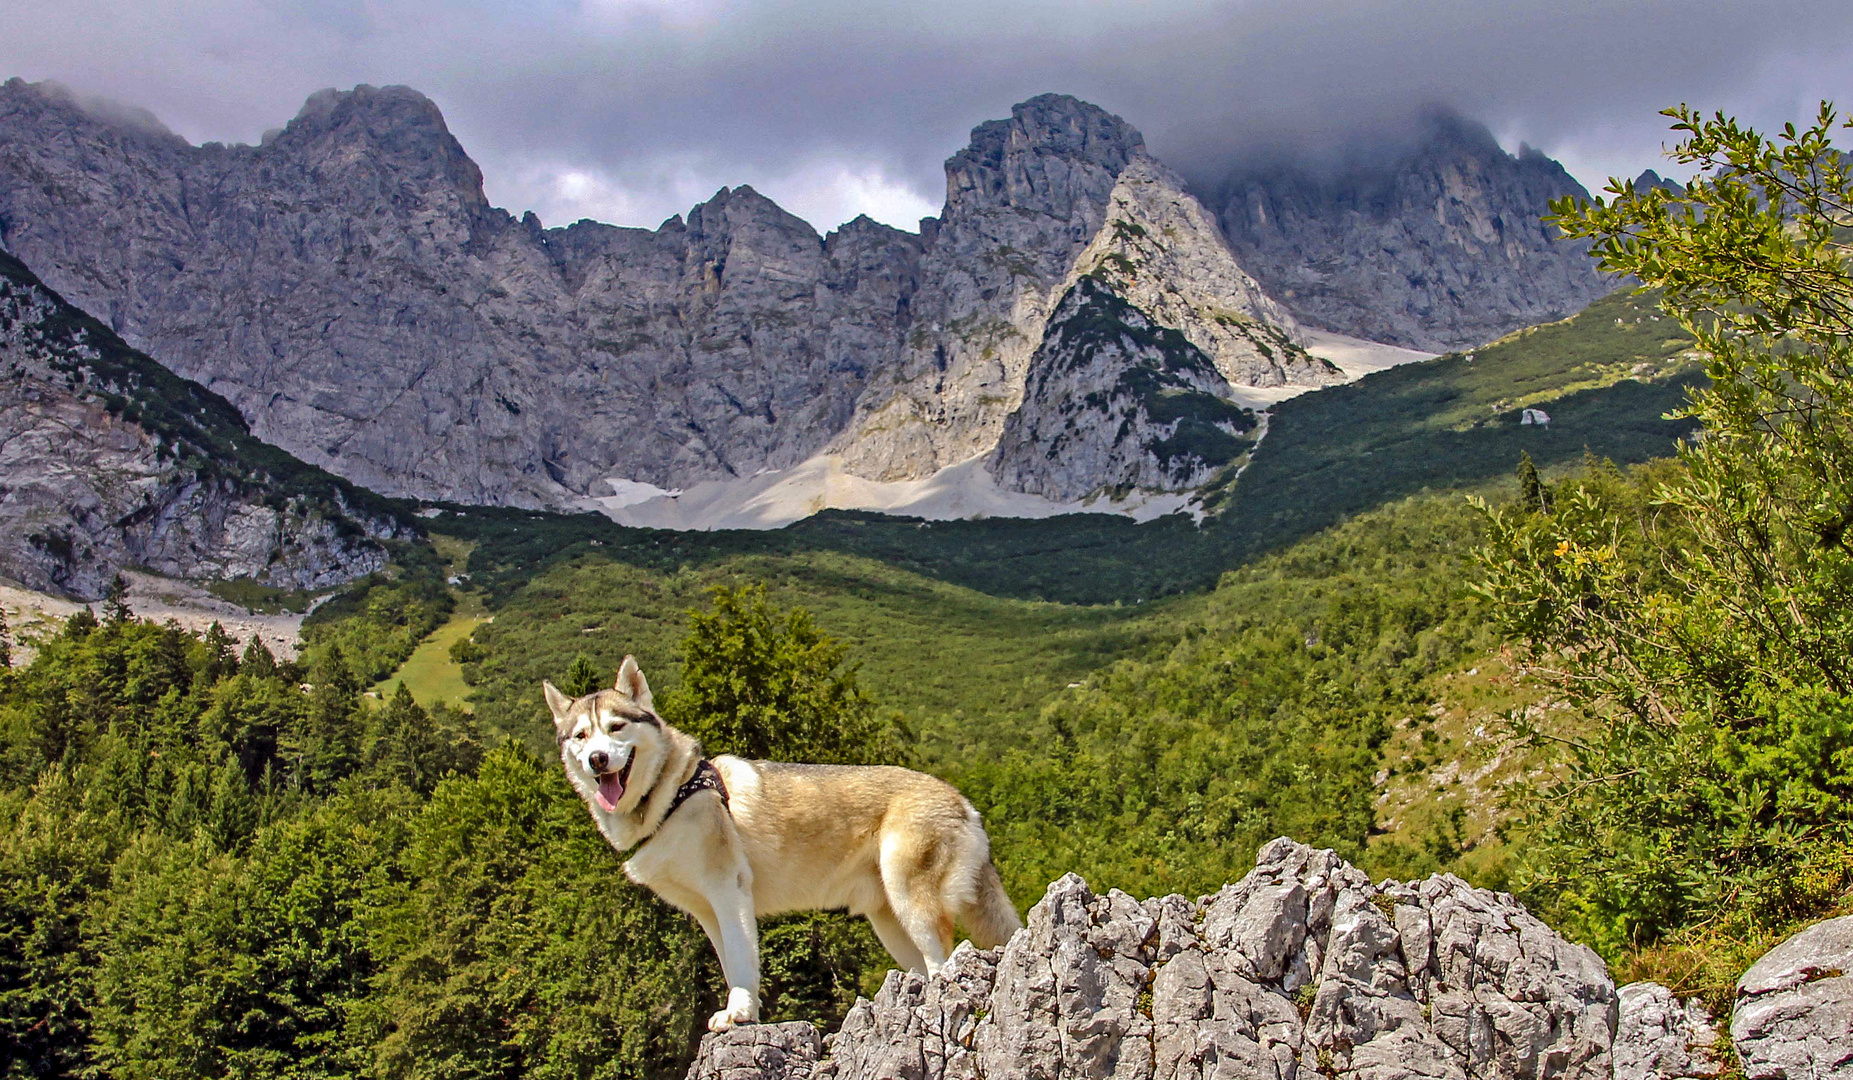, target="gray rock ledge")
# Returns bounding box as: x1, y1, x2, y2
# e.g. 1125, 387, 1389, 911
688, 839, 1626, 1080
